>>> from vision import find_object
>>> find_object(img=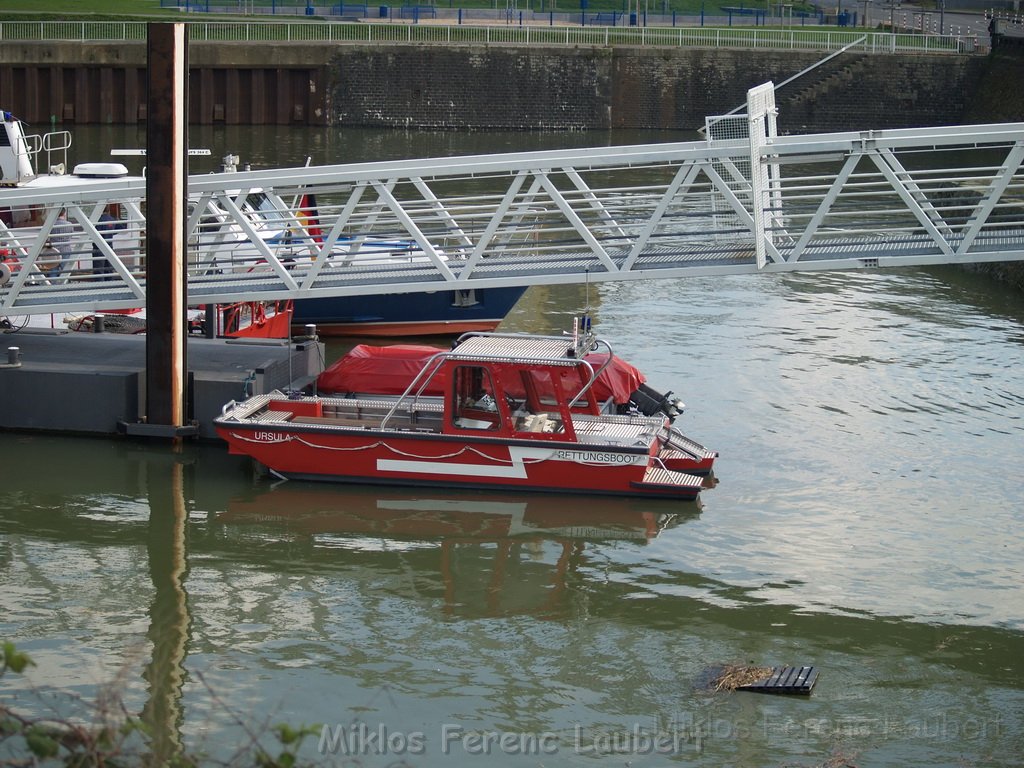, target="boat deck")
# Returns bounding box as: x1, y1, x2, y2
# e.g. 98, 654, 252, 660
227, 393, 666, 449
572, 414, 664, 446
